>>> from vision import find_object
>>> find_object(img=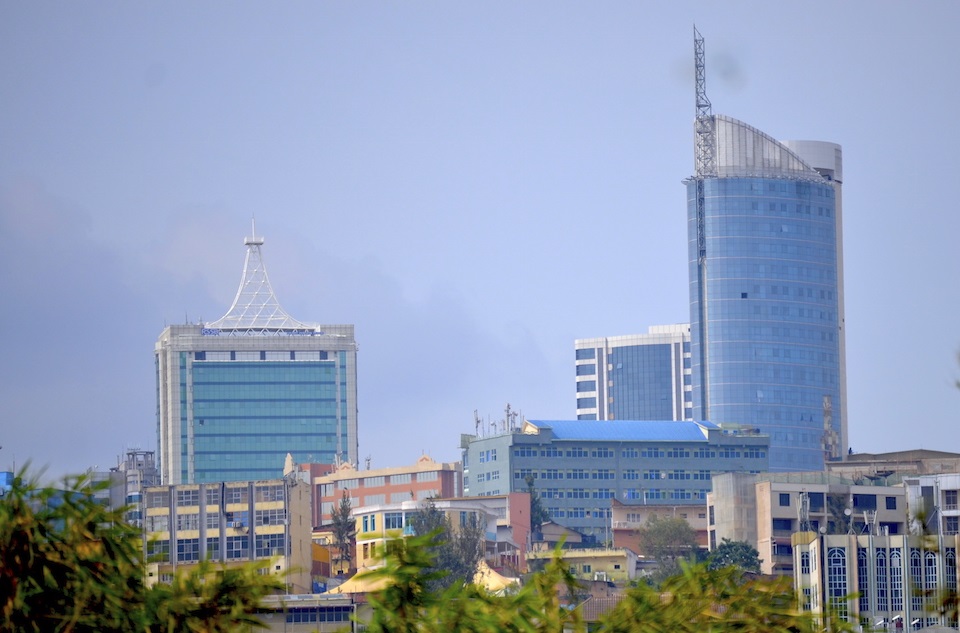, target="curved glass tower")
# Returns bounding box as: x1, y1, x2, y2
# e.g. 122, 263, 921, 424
687, 114, 845, 471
